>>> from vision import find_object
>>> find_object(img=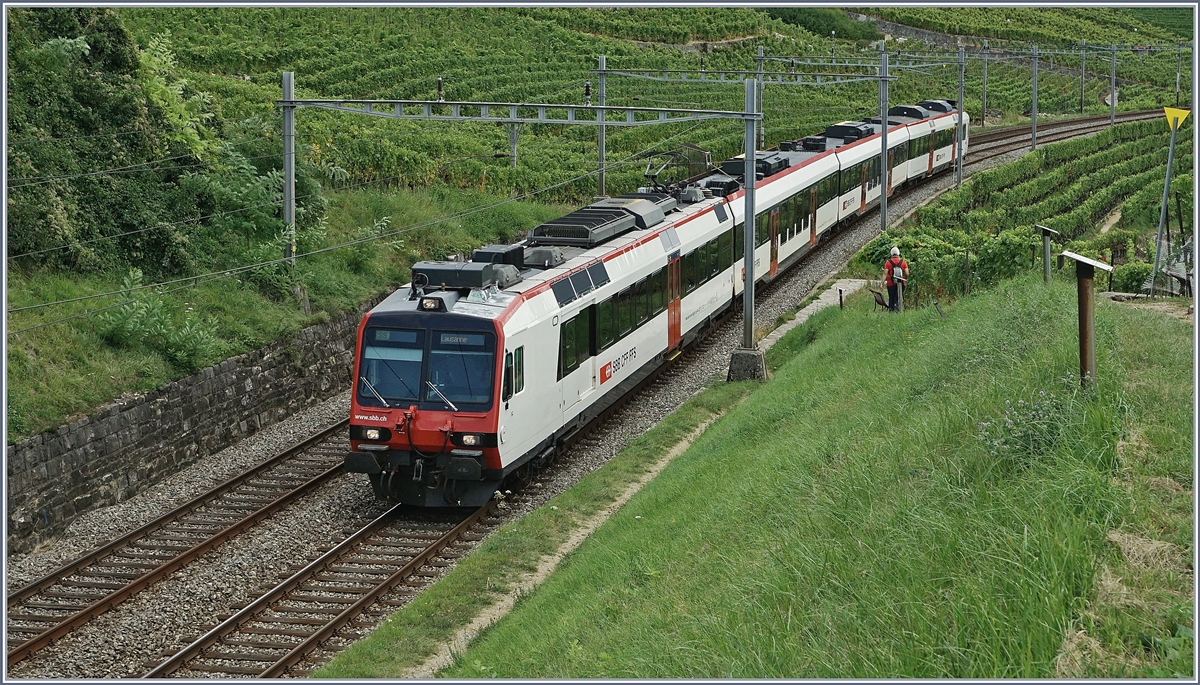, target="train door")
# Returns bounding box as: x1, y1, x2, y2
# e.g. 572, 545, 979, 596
769, 208, 779, 277
859, 164, 868, 213
560, 302, 595, 416
667, 253, 682, 350
927, 133, 935, 174
809, 186, 819, 247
